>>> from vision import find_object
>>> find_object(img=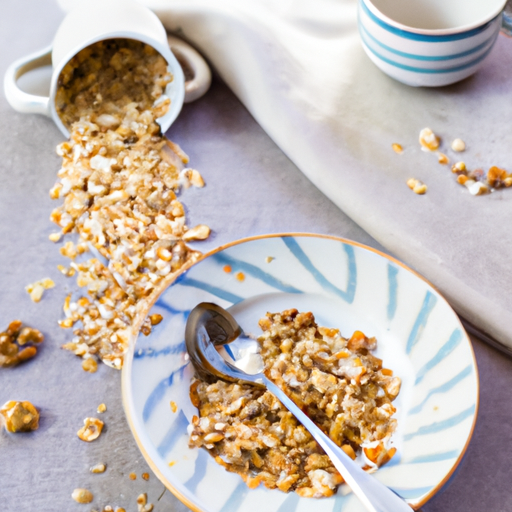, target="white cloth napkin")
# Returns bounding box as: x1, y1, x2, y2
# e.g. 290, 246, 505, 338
58, 0, 512, 352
